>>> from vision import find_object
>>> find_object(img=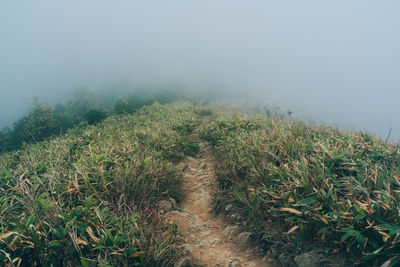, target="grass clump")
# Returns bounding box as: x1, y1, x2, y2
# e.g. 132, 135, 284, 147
0, 102, 200, 266
201, 110, 400, 266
